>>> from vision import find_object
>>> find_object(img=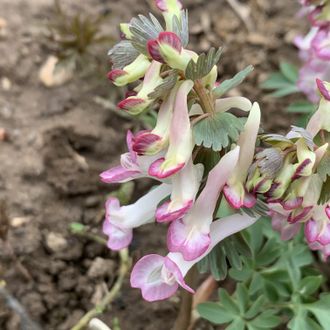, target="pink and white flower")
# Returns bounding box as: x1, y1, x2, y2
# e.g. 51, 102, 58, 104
156, 0, 183, 31
118, 61, 163, 115
307, 79, 330, 136
132, 83, 179, 156
108, 54, 150, 87
156, 159, 204, 223
149, 80, 194, 179
166, 147, 240, 260
103, 183, 172, 250
312, 26, 330, 60
223, 103, 261, 209
270, 203, 302, 240
130, 213, 258, 301
147, 32, 194, 70
100, 131, 163, 184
